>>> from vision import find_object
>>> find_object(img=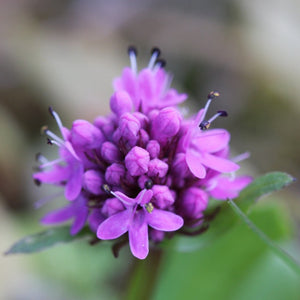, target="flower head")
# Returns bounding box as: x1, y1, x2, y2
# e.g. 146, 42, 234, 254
33, 47, 252, 259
